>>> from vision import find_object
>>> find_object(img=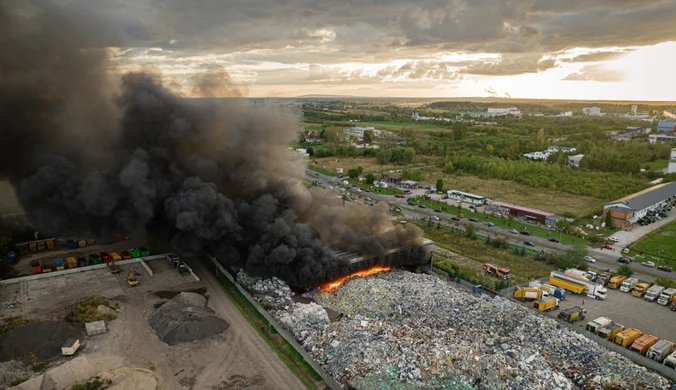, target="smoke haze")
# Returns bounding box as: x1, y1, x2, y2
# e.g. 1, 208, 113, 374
0, 0, 428, 285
